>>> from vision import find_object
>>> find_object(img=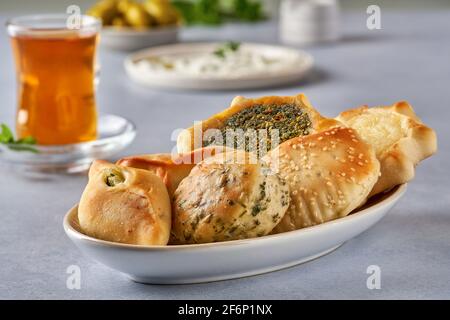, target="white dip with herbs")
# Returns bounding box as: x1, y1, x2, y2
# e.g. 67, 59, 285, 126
133, 42, 303, 78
